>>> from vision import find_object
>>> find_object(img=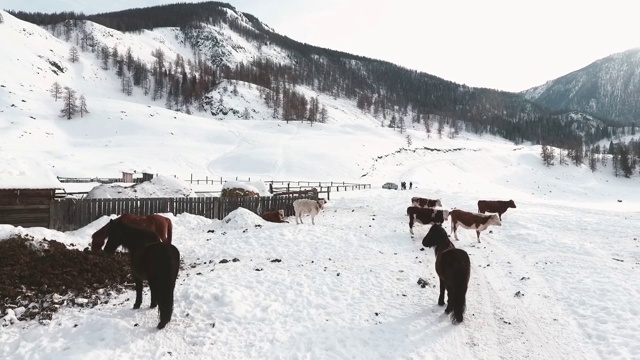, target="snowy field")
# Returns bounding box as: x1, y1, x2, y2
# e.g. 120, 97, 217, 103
1, 181, 639, 359
1, 9, 640, 360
